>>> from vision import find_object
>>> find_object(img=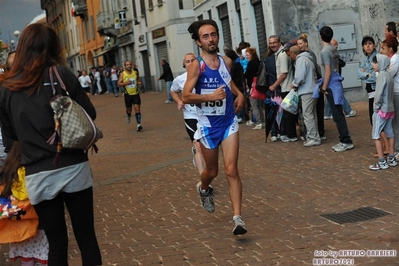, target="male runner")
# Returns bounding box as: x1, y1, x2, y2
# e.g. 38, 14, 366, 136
117, 60, 143, 131
182, 20, 247, 235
